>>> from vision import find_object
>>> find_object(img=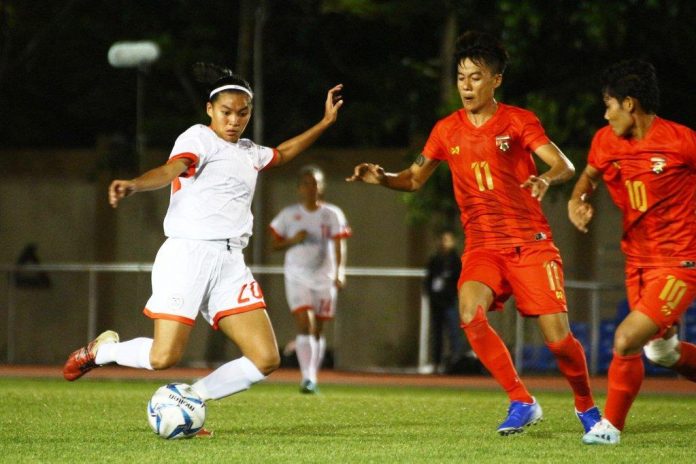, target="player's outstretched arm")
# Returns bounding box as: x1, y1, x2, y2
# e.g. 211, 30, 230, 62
568, 164, 601, 233
522, 142, 575, 201
108, 159, 191, 208
346, 154, 440, 192
273, 84, 344, 167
